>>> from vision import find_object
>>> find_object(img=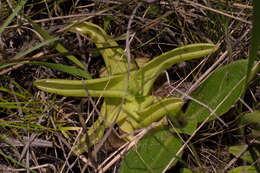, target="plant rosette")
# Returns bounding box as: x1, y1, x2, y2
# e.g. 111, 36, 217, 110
34, 22, 219, 153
